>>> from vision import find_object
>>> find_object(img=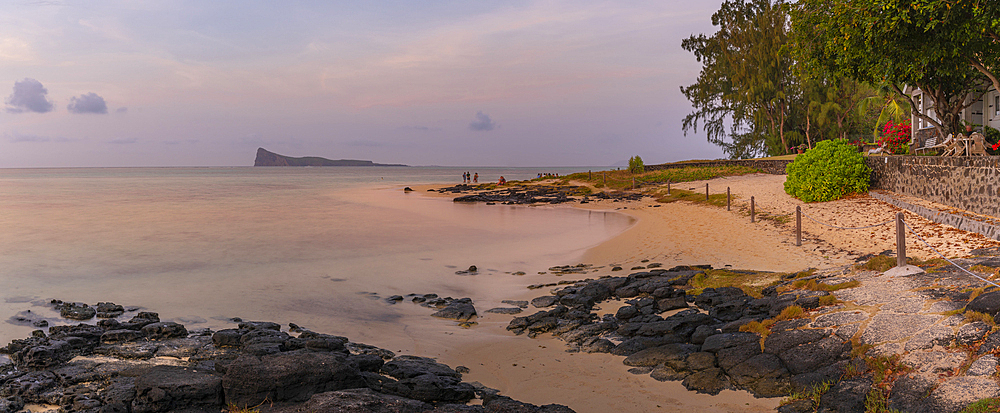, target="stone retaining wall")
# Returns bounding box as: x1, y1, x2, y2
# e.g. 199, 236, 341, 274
866, 156, 1000, 218
646, 159, 793, 175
